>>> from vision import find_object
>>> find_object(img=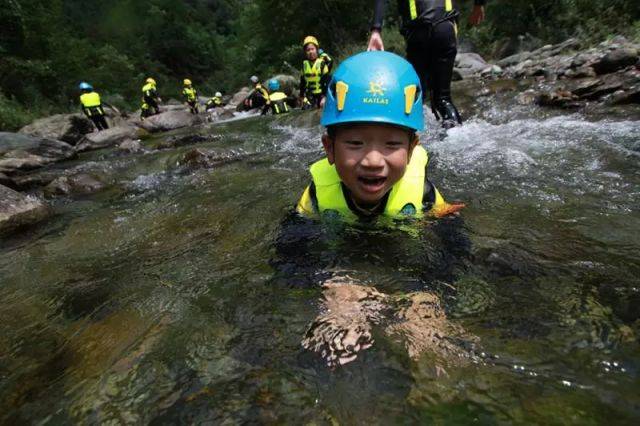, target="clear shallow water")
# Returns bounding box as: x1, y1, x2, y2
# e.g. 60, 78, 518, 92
1, 102, 639, 424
